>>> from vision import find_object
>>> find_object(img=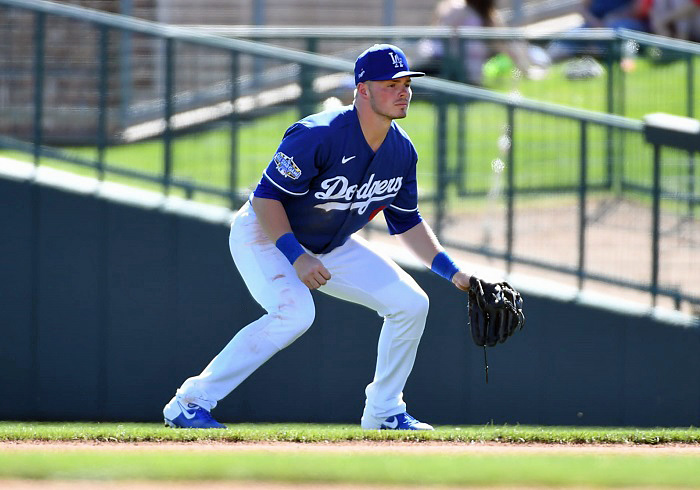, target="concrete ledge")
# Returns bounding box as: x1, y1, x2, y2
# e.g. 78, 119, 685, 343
0, 157, 235, 226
